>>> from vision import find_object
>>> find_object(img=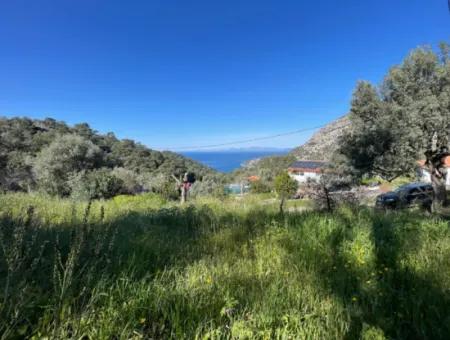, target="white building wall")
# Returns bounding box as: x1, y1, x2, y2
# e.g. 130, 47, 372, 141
289, 172, 321, 183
